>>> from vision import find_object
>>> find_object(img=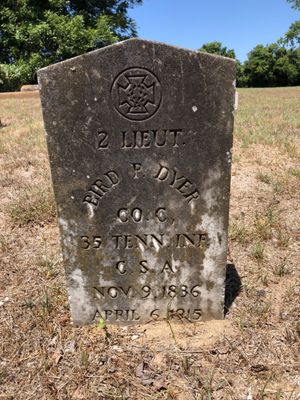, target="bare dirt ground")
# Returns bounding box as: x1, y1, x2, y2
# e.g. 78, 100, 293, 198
0, 87, 299, 399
